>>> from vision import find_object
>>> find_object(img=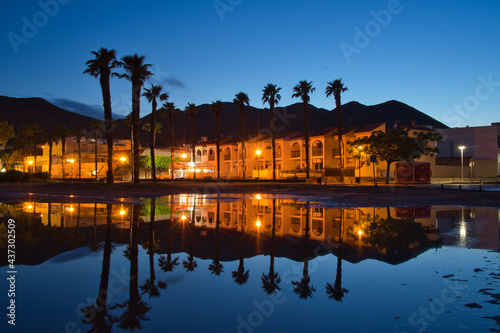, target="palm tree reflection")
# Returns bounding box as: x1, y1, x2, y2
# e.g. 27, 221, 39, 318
208, 201, 224, 275
140, 198, 167, 298
292, 202, 316, 299
261, 199, 281, 294
182, 203, 198, 272
326, 208, 349, 302
80, 204, 118, 332
232, 201, 249, 285
158, 199, 180, 272
113, 205, 151, 331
